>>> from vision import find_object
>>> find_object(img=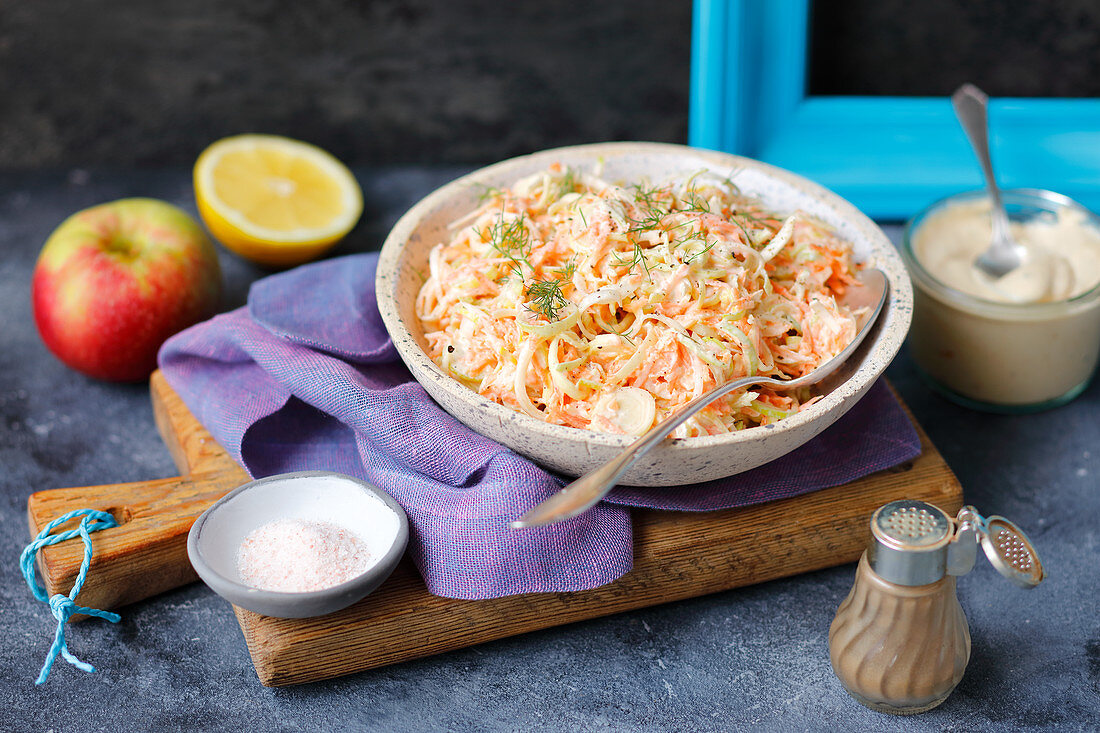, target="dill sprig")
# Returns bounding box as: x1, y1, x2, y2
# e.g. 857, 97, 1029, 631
734, 208, 769, 225
729, 216, 755, 247
526, 278, 570, 321
623, 182, 702, 273
552, 259, 577, 280
628, 184, 673, 233
680, 185, 712, 214
720, 169, 743, 195
628, 241, 652, 276
613, 185, 673, 277
524, 260, 575, 321
479, 208, 531, 278
611, 240, 652, 278
608, 323, 636, 347
473, 183, 504, 205
557, 168, 578, 200
684, 238, 718, 264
